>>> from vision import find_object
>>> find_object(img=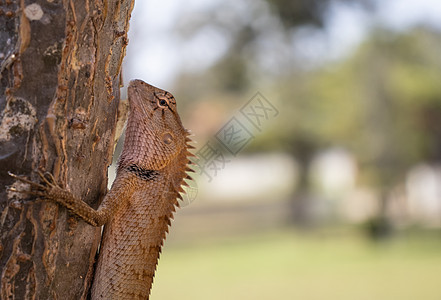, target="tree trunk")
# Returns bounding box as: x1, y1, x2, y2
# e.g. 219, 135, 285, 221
0, 0, 134, 298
